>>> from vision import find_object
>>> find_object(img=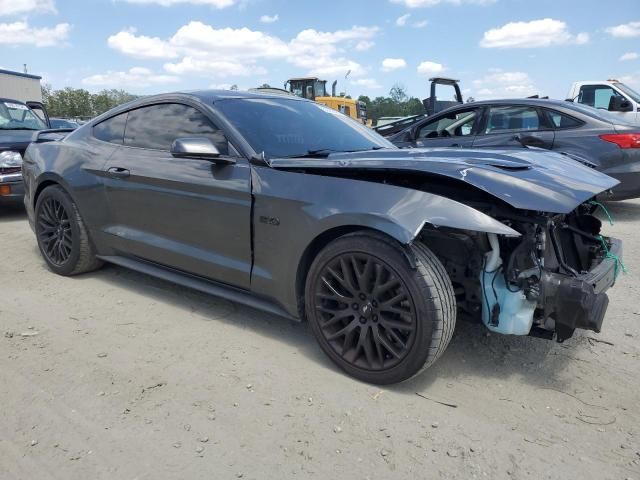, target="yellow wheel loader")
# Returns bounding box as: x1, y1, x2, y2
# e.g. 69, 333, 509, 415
284, 77, 369, 125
